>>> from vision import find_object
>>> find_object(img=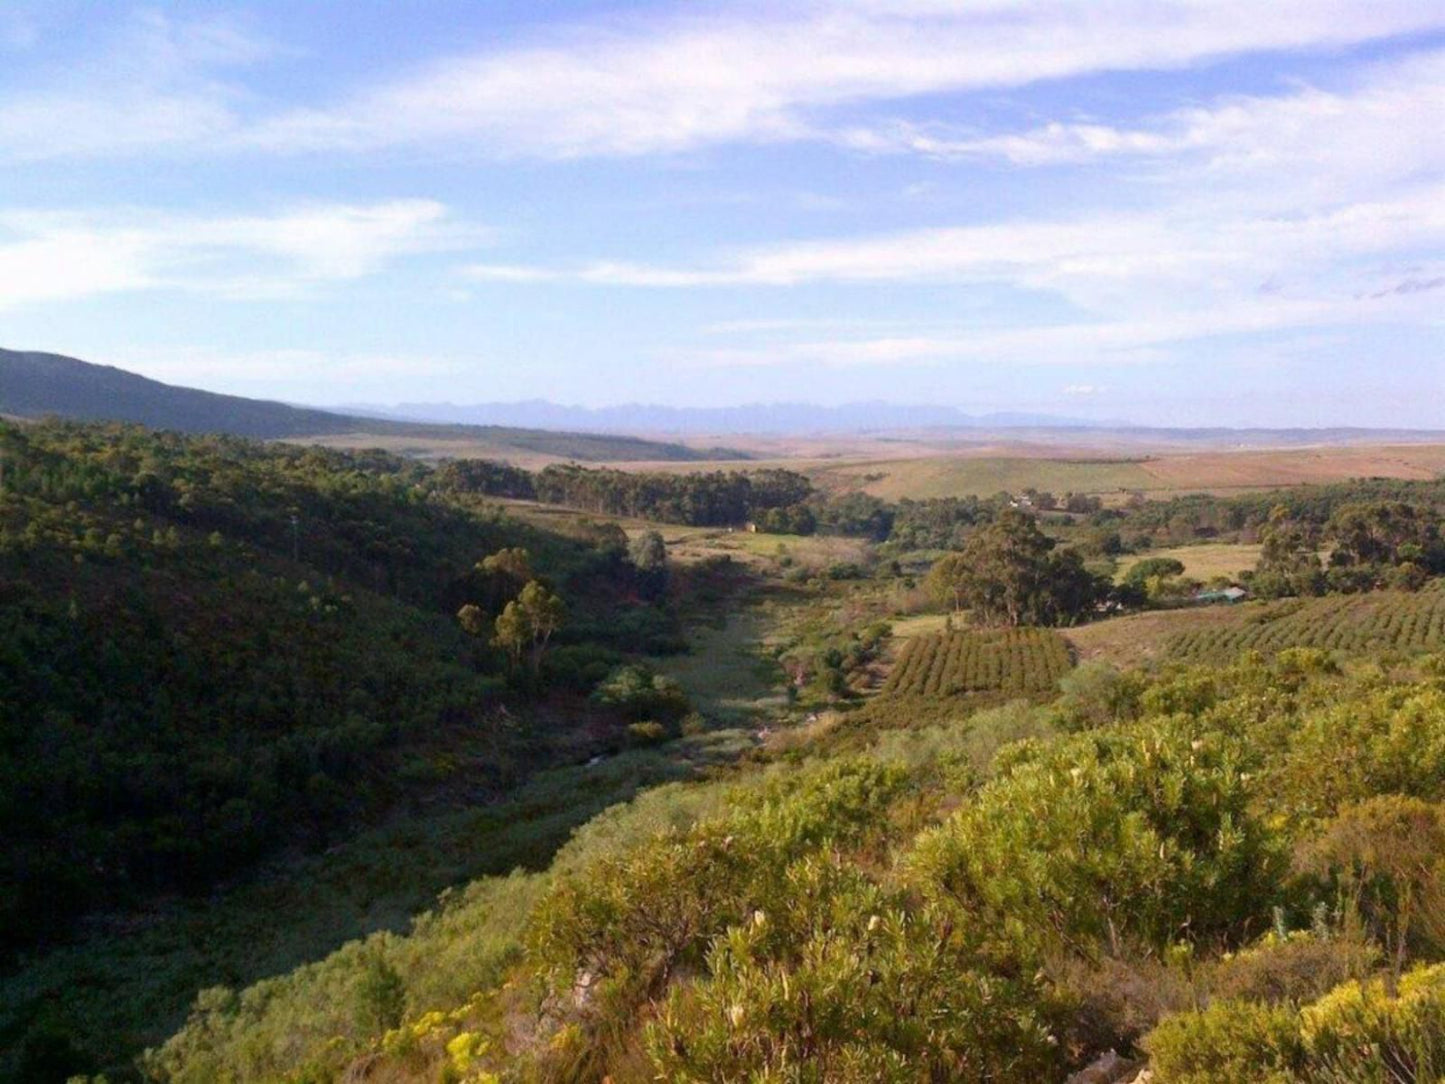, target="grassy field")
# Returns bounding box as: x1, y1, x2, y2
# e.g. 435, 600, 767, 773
887, 613, 953, 639
651, 610, 789, 726
1138, 444, 1445, 492
1117, 543, 1263, 583
601, 442, 1445, 503
809, 456, 1156, 500
1061, 607, 1244, 669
